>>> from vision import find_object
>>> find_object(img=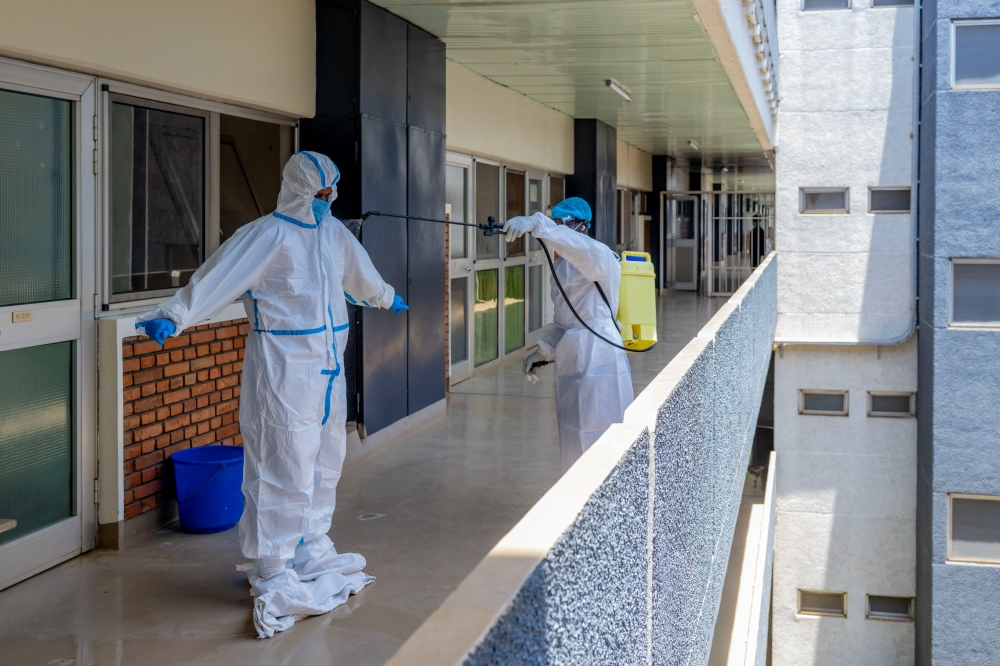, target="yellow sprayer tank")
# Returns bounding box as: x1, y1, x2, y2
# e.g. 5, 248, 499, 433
617, 251, 657, 351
